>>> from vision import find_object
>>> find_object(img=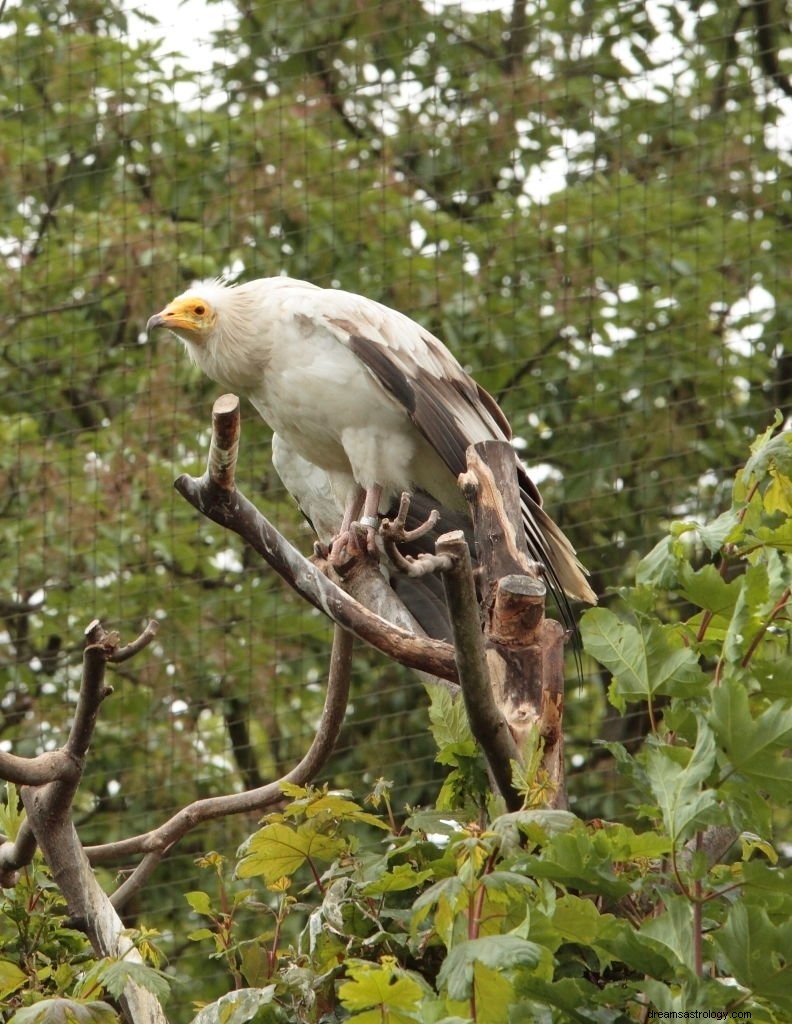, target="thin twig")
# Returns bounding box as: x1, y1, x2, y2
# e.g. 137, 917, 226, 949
96, 625, 354, 905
